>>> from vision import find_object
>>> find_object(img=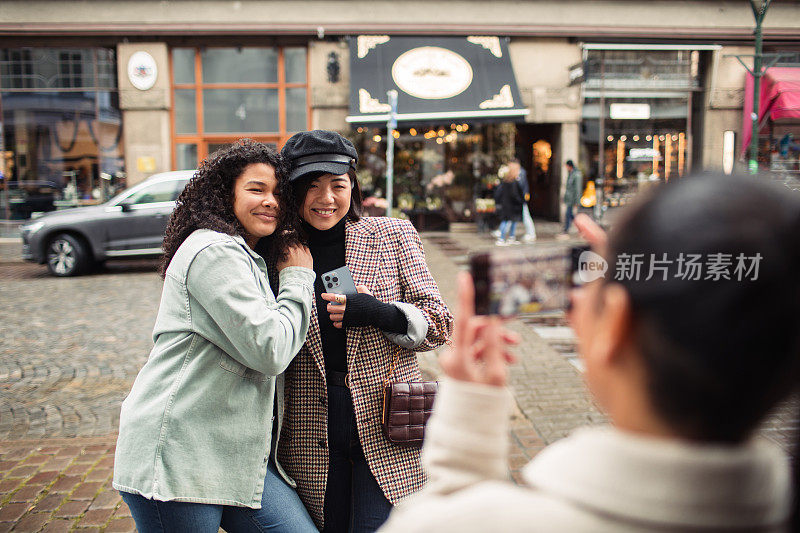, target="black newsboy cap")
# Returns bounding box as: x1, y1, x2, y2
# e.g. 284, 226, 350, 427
282, 130, 358, 182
